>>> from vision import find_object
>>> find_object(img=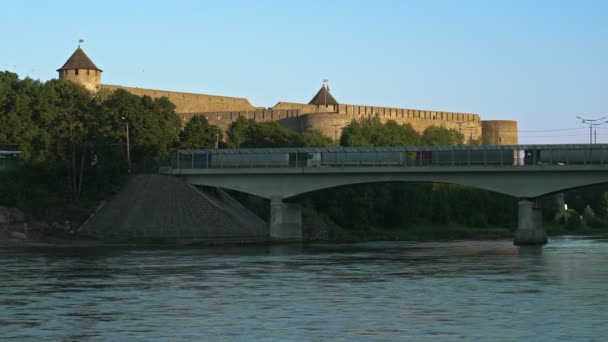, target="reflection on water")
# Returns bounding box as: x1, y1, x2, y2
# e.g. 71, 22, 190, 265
1, 237, 608, 341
